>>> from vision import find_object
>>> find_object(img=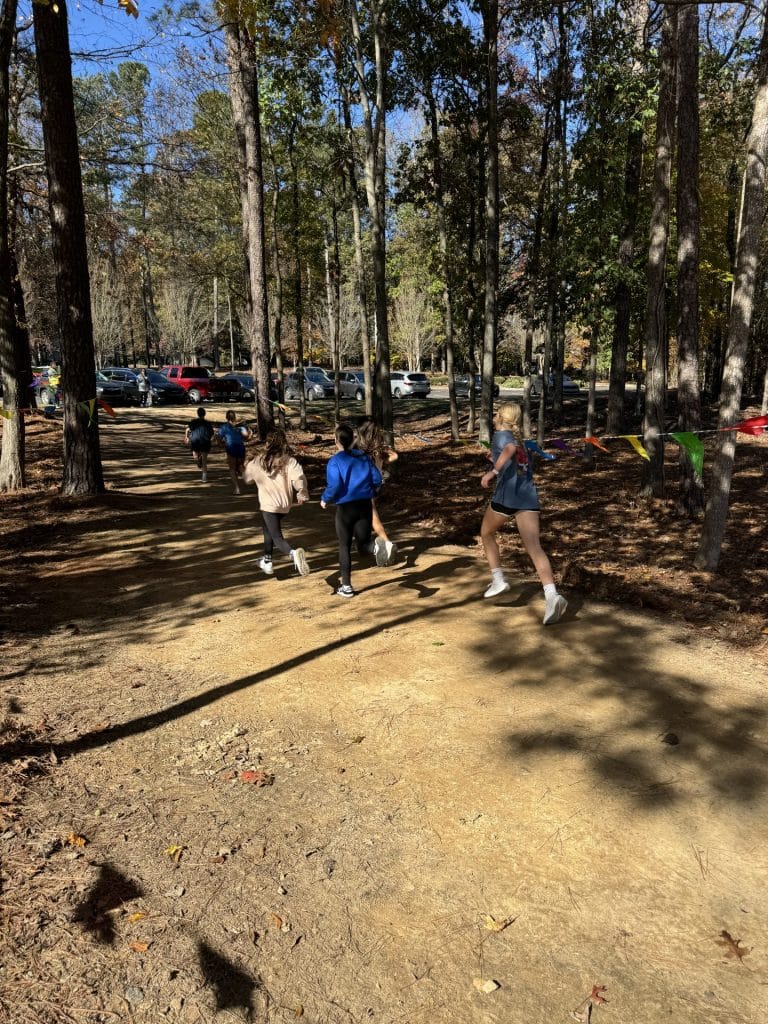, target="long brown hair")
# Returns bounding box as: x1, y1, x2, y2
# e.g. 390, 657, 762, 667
259, 428, 292, 474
